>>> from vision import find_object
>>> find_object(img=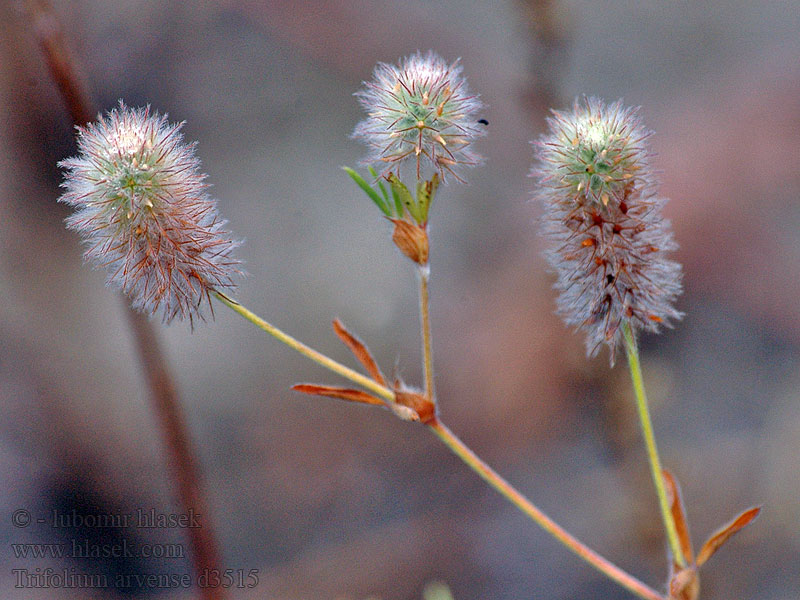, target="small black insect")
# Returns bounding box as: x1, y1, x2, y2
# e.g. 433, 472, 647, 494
477, 119, 488, 126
